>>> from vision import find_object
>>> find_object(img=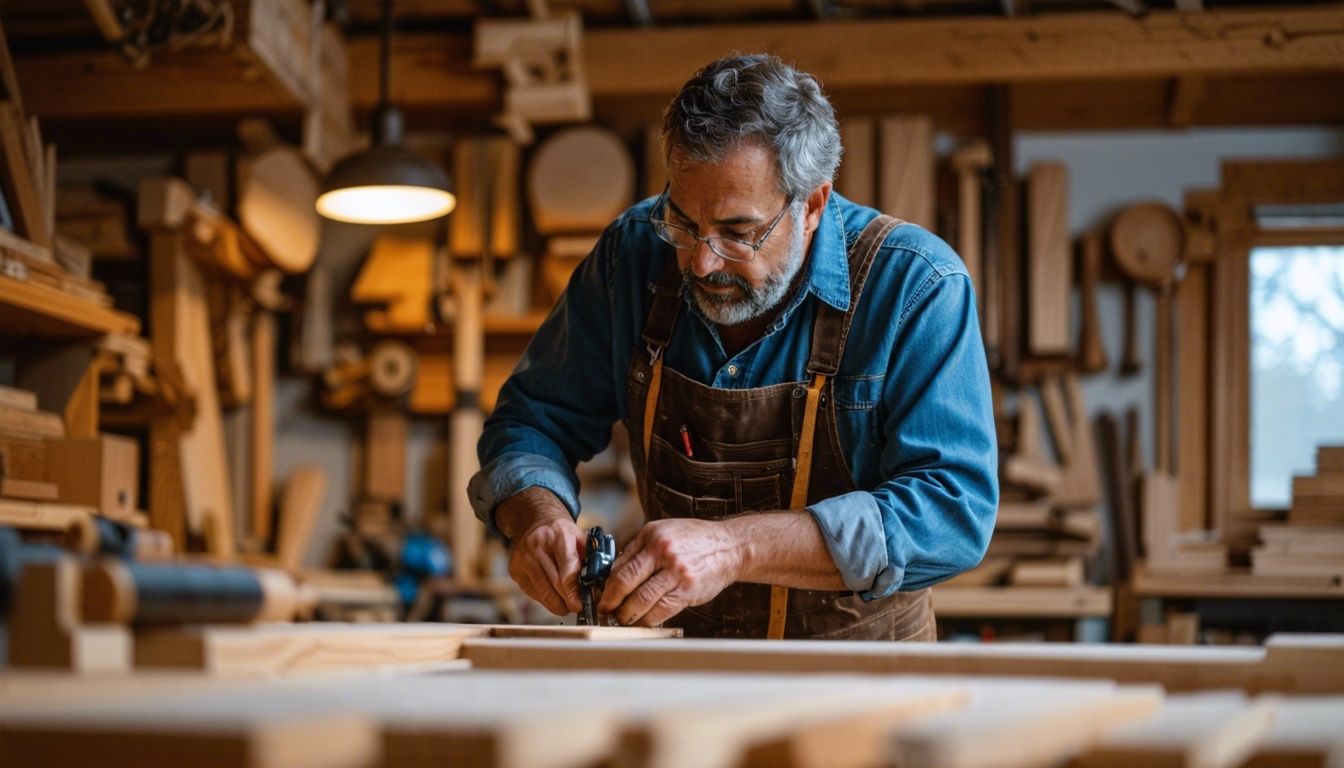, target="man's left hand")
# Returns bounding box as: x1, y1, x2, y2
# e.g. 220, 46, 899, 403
596, 518, 743, 627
